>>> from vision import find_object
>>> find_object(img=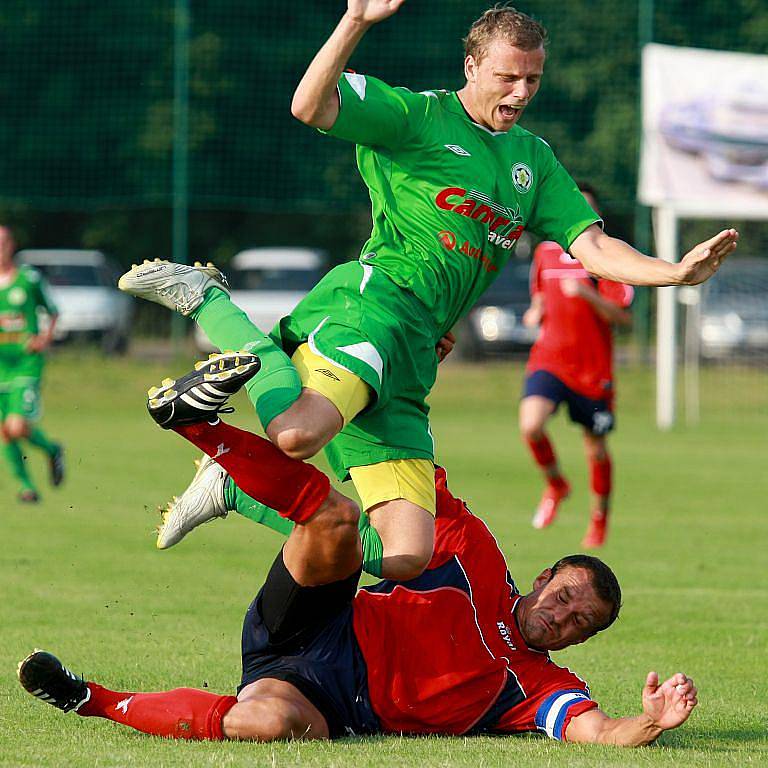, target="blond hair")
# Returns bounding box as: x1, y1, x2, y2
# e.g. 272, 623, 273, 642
463, 5, 548, 62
